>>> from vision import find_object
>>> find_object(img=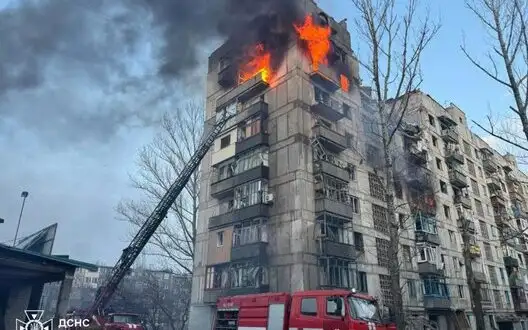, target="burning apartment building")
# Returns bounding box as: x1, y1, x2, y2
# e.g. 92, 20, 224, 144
189, 0, 528, 329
